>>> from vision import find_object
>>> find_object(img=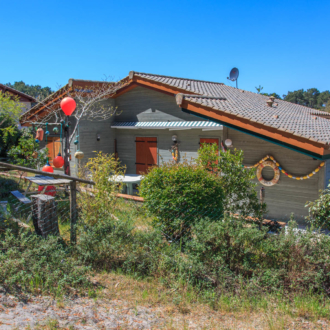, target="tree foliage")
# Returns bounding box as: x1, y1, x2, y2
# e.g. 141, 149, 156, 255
0, 91, 25, 158
283, 88, 330, 110
197, 143, 265, 220
261, 92, 282, 99
5, 81, 53, 101
7, 129, 48, 169
0, 91, 24, 125
306, 184, 330, 230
